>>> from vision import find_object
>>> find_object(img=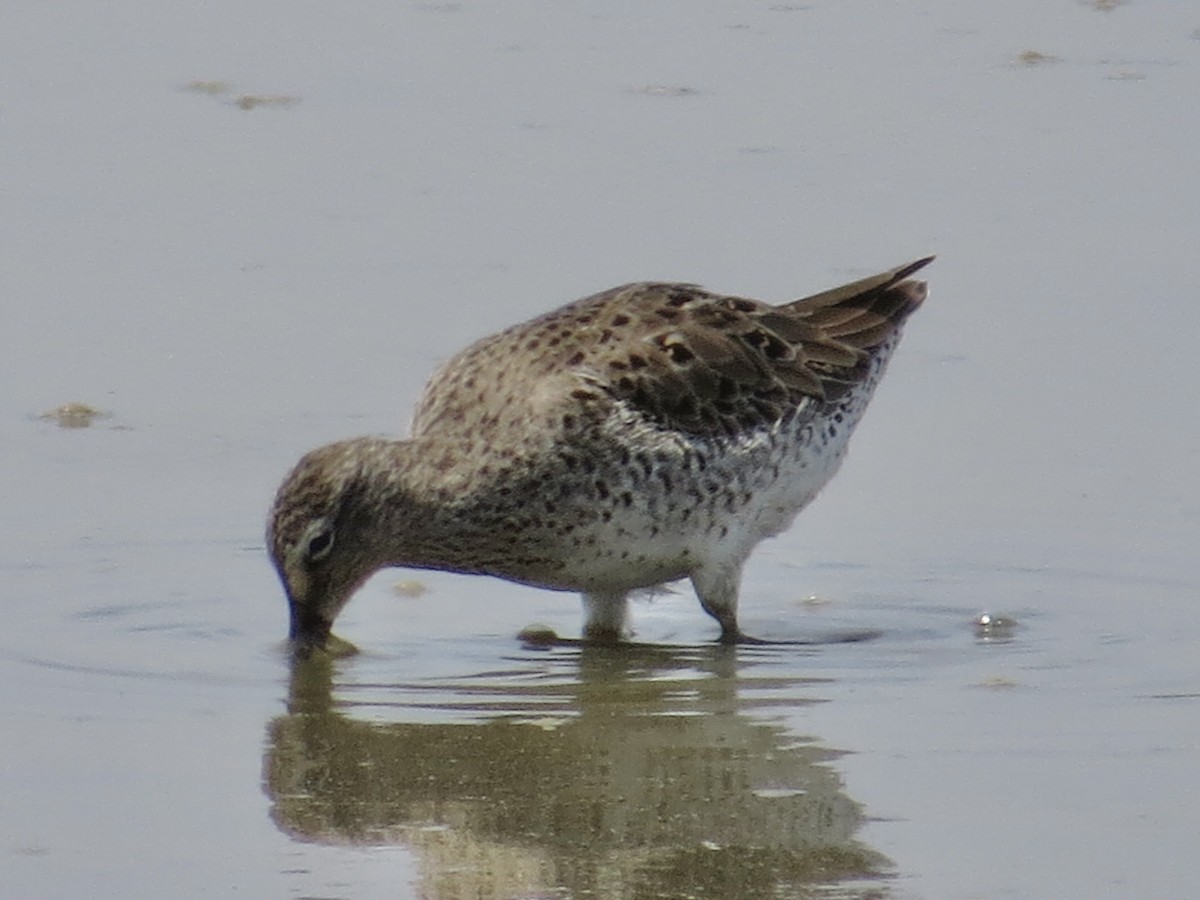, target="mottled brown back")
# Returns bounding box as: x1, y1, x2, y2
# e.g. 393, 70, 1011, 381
413, 258, 931, 440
